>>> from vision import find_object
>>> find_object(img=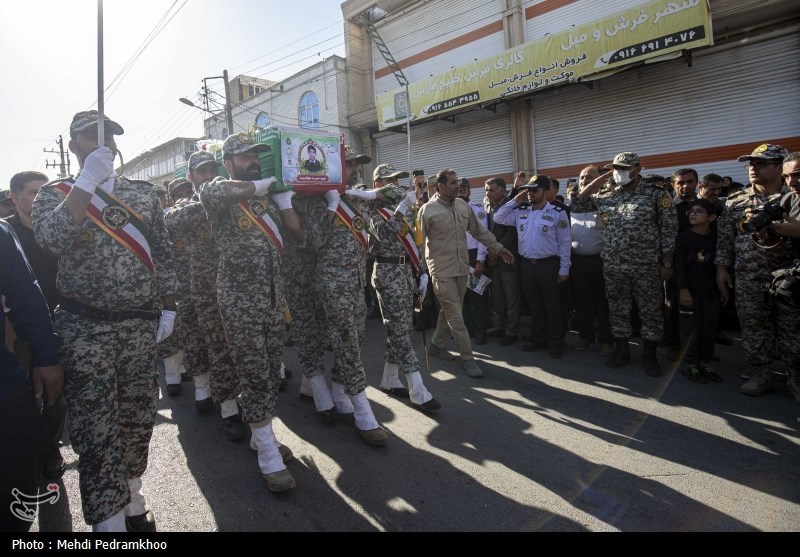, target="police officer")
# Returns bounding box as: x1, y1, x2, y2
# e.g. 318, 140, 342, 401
572, 152, 678, 376
494, 175, 571, 358
347, 163, 440, 411
717, 144, 794, 395
199, 133, 297, 491
457, 178, 492, 345
32, 110, 178, 531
